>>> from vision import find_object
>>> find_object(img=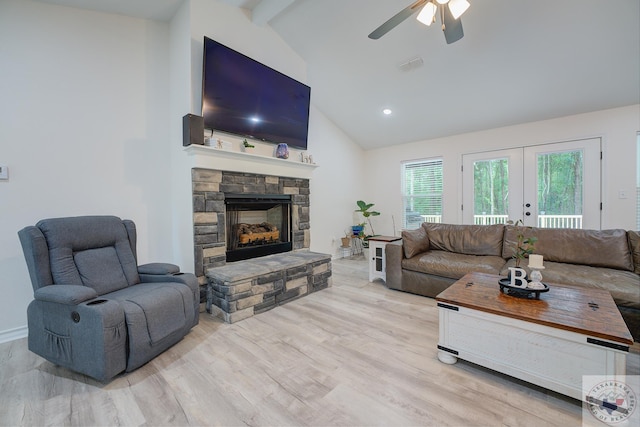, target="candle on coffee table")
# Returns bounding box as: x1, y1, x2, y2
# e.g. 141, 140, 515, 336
529, 254, 544, 269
